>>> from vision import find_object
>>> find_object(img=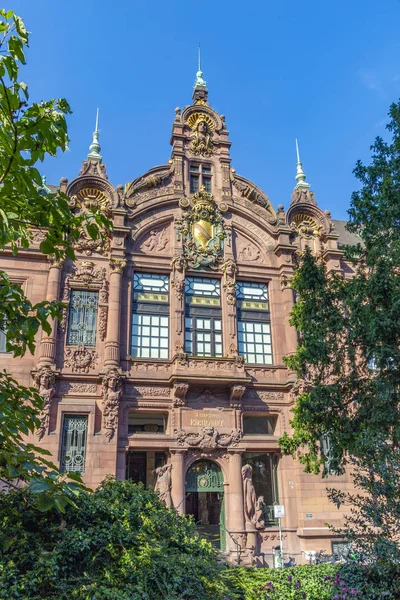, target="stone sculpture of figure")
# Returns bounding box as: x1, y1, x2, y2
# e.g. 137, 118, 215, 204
254, 495, 266, 529
242, 464, 258, 527
190, 118, 213, 156
102, 370, 122, 442
154, 464, 173, 509
34, 367, 56, 440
